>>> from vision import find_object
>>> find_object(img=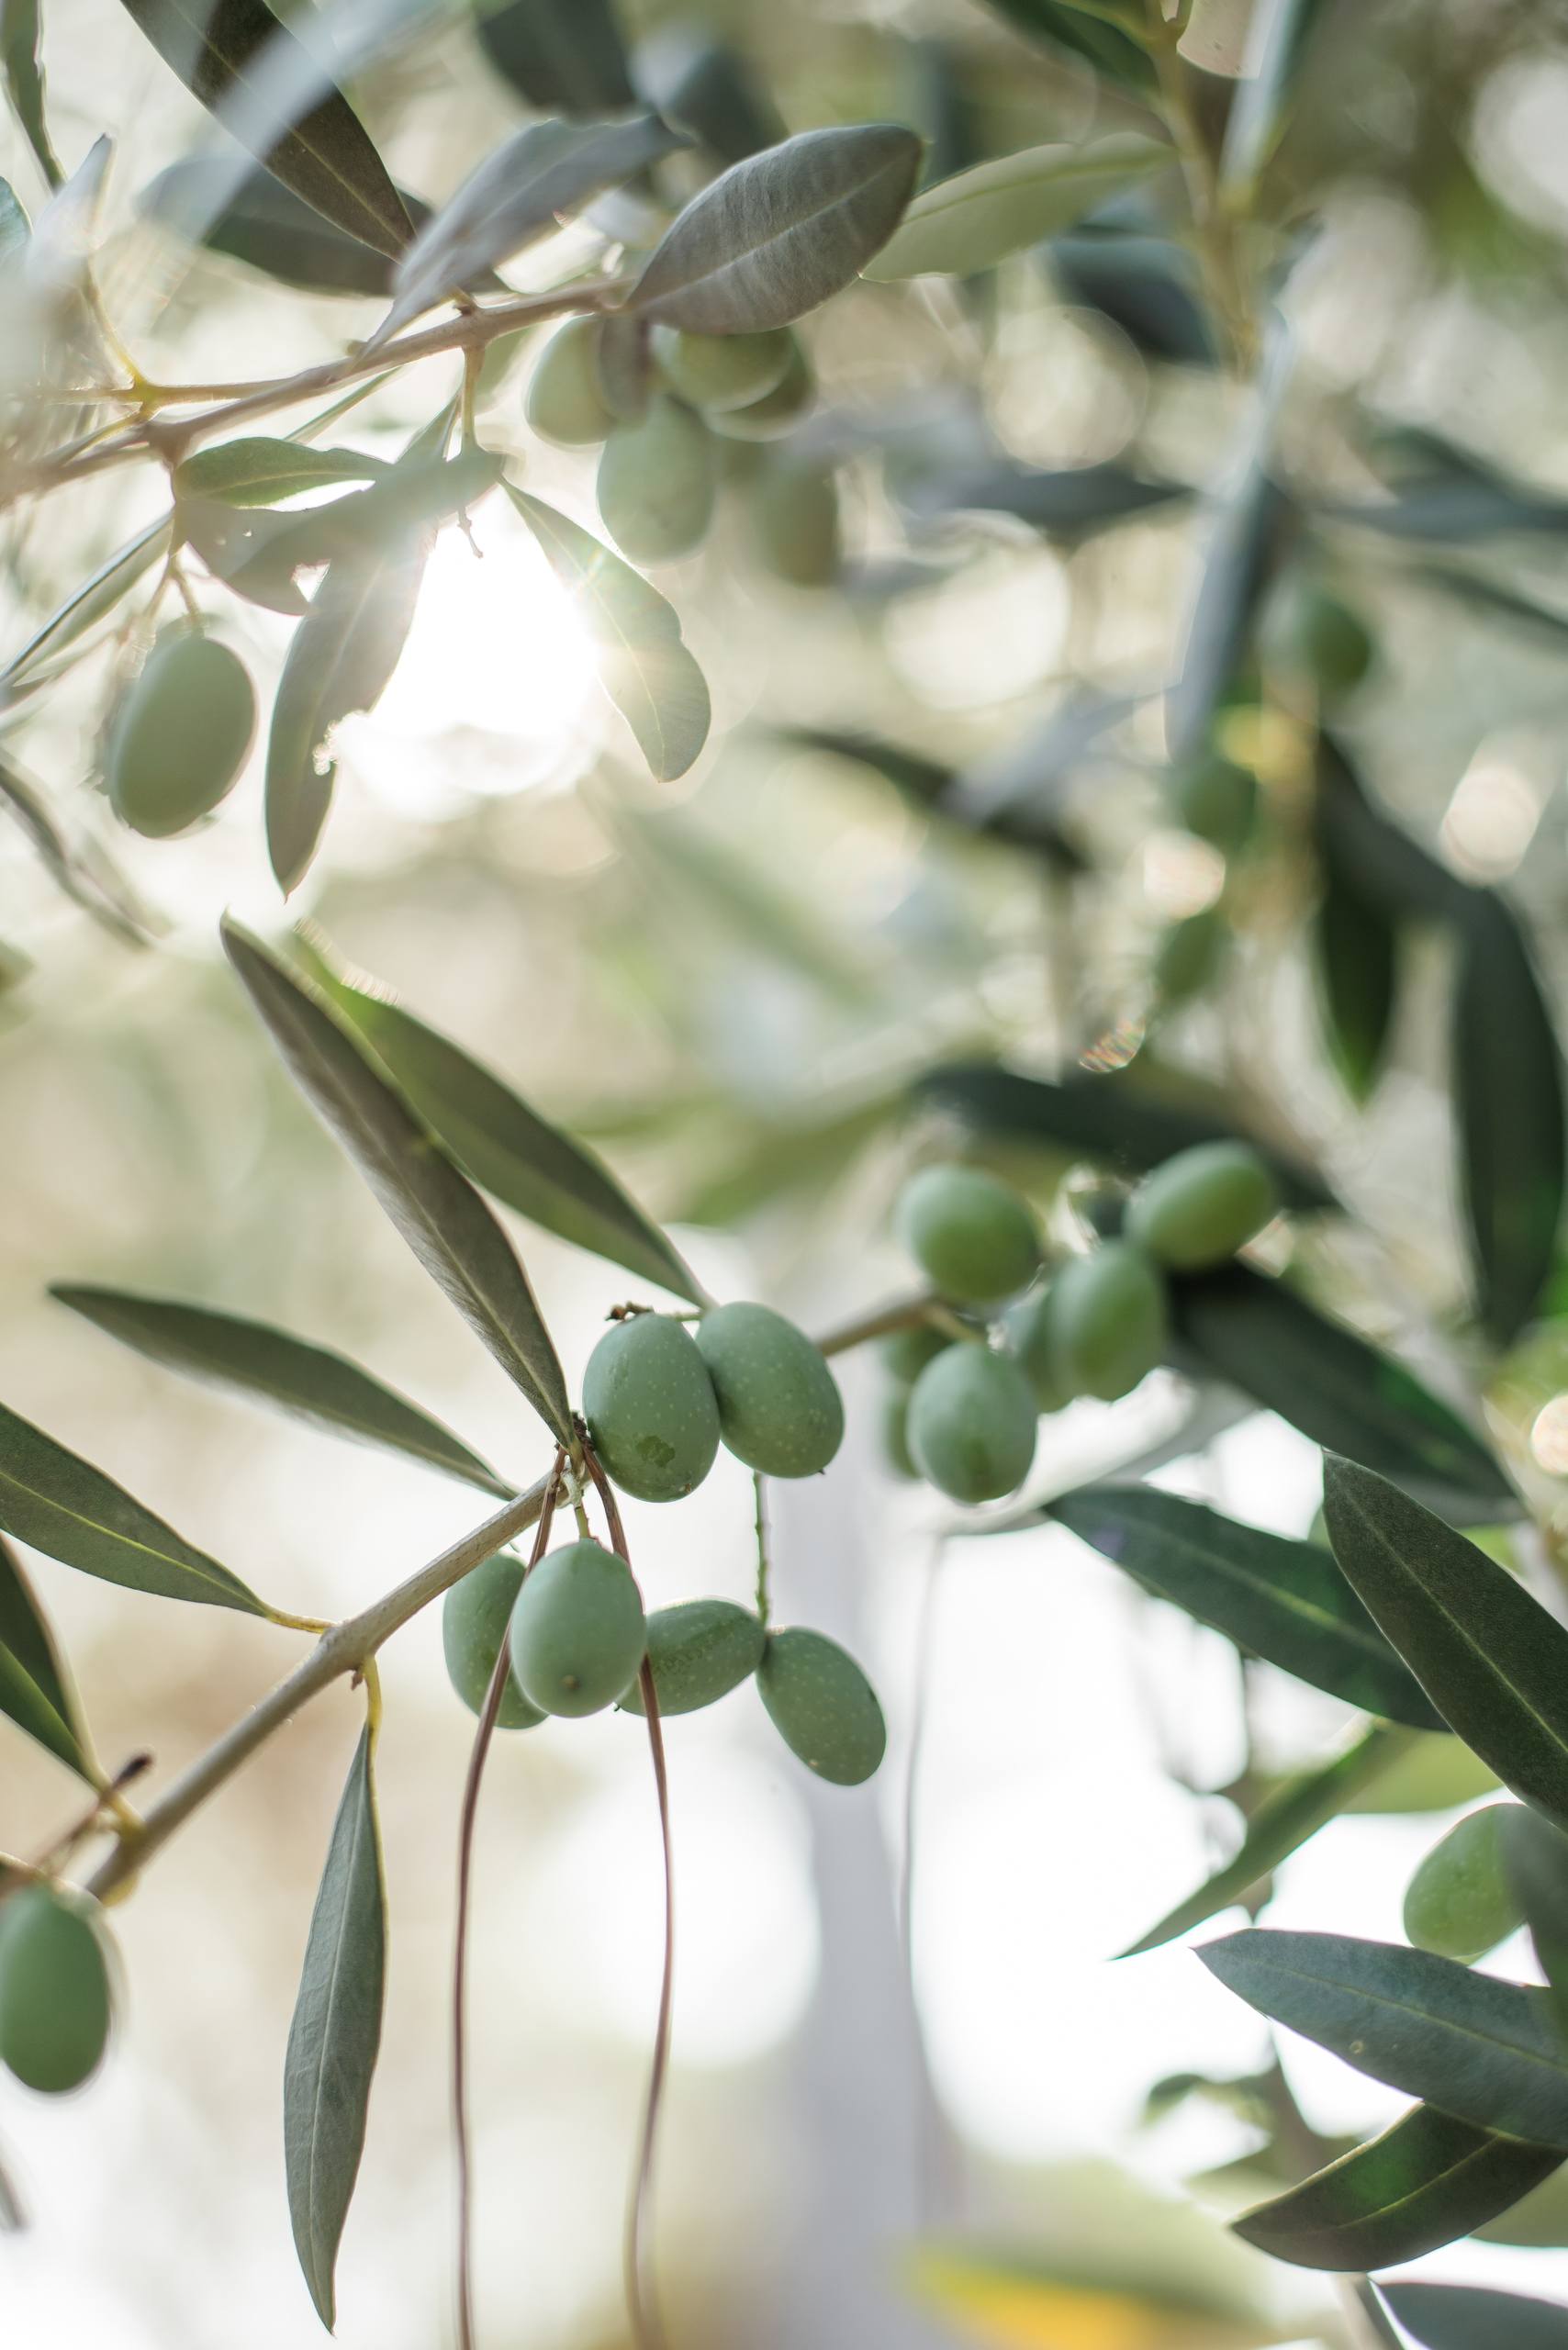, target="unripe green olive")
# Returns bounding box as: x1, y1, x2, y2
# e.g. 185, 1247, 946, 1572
1154, 907, 1226, 1006
1125, 1142, 1279, 1272
694, 1302, 844, 1478
707, 340, 813, 442
879, 1323, 952, 1386
880, 1385, 919, 1480
1292, 587, 1375, 701
524, 318, 617, 447
1045, 1241, 1168, 1403
106, 628, 255, 838
650, 324, 792, 413
442, 1551, 544, 1729
752, 464, 840, 588
1171, 754, 1258, 853
895, 1163, 1041, 1307
597, 396, 716, 565
0, 1884, 112, 2094
1002, 1286, 1076, 1413
582, 1312, 722, 1504
906, 1344, 1037, 1505
1403, 1805, 1524, 1963
508, 1538, 647, 1718
757, 1627, 886, 1785
619, 1599, 766, 1716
